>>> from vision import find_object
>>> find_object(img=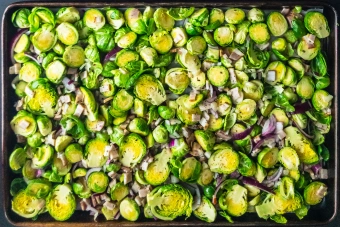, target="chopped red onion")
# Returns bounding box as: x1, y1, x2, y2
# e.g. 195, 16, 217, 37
229, 48, 244, 61
62, 77, 76, 91
232, 126, 254, 140
263, 166, 283, 184
216, 130, 232, 141
9, 63, 22, 75
262, 115, 277, 137
293, 102, 312, 114
192, 114, 201, 122
241, 176, 274, 194
311, 163, 322, 175
281, 6, 291, 15
292, 120, 314, 139
103, 46, 122, 63
266, 70, 276, 82
229, 87, 243, 104
256, 42, 270, 50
